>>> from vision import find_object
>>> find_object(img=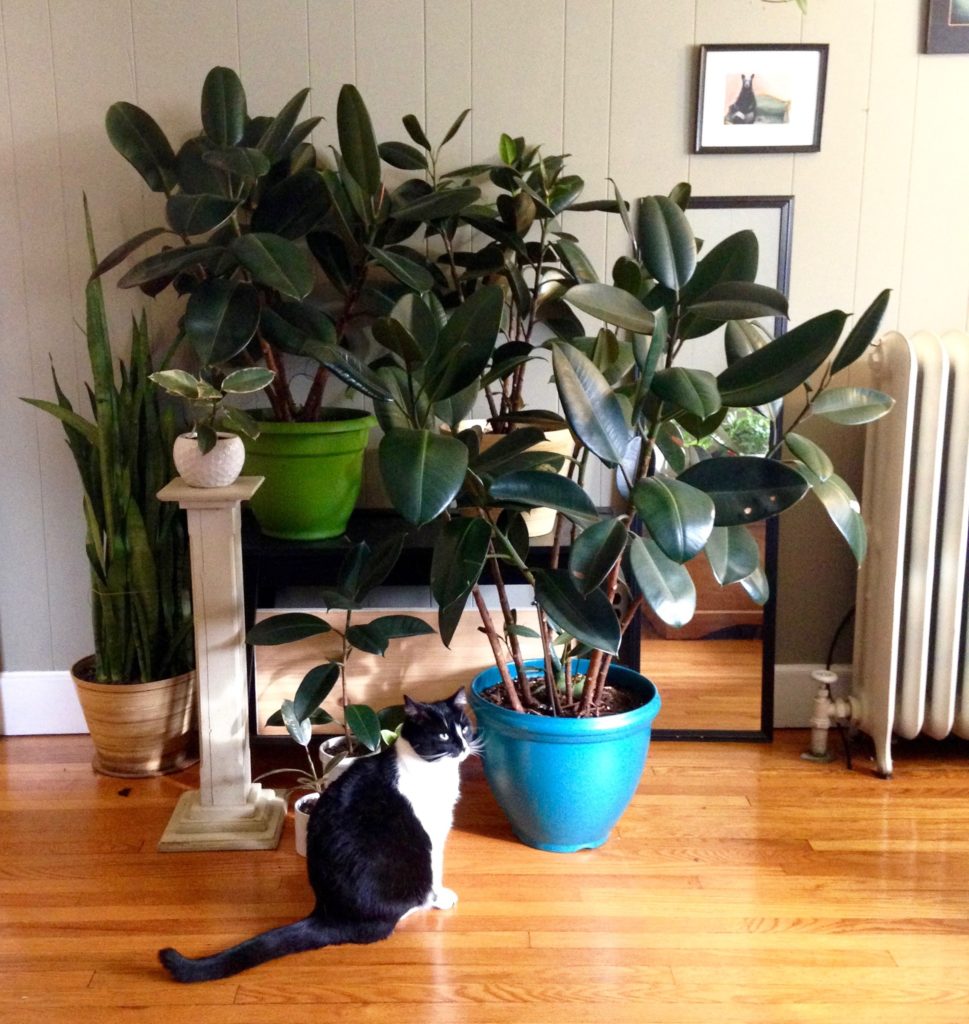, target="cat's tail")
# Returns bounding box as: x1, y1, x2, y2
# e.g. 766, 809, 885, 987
159, 915, 397, 983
